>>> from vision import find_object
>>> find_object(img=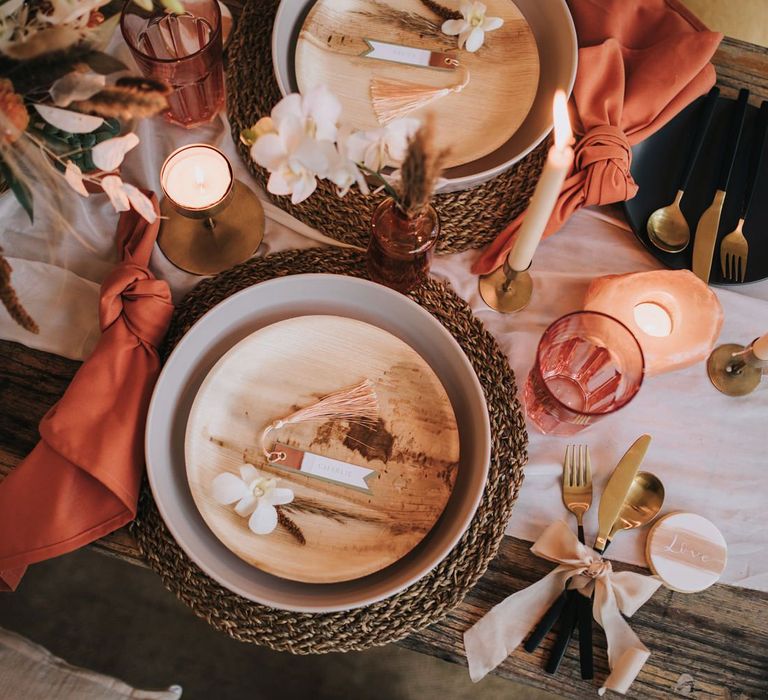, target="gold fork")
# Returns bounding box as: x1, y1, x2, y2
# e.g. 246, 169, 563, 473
720, 219, 748, 282
563, 444, 592, 543
545, 445, 594, 678
720, 100, 768, 282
